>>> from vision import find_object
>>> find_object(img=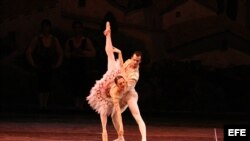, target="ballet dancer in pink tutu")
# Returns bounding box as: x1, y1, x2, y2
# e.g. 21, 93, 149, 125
87, 21, 146, 141
87, 21, 126, 141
